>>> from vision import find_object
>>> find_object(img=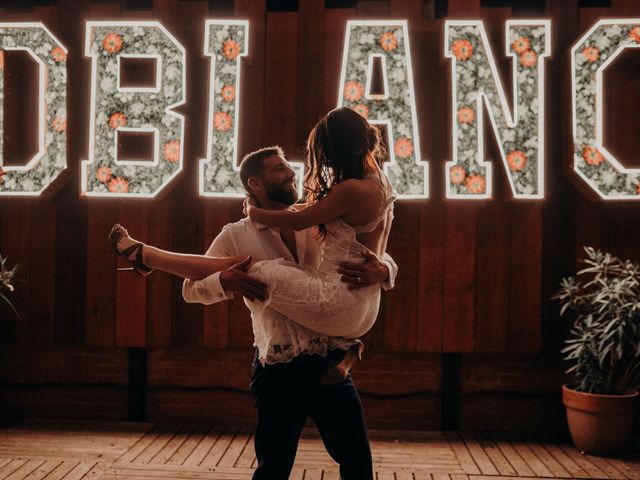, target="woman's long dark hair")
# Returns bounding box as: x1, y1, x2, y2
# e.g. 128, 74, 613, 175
304, 107, 386, 236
